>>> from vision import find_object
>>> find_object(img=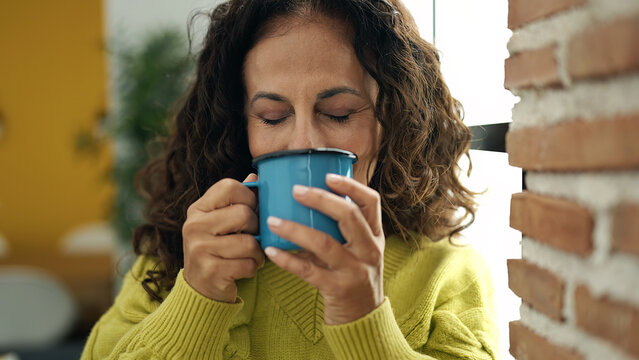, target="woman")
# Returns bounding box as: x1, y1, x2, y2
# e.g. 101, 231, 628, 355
82, 0, 498, 359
